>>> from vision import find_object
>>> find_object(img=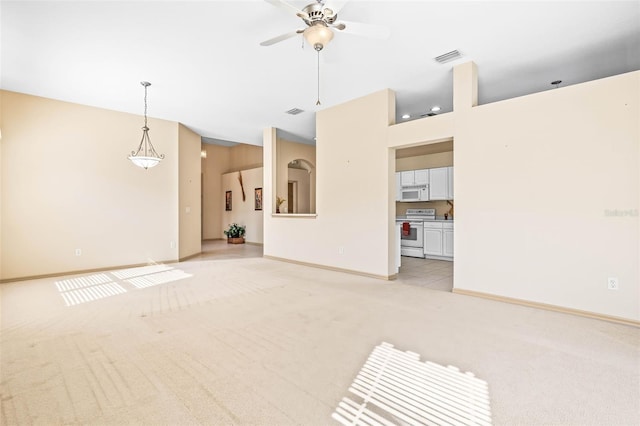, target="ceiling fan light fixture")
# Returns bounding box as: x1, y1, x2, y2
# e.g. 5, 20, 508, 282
304, 22, 334, 50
